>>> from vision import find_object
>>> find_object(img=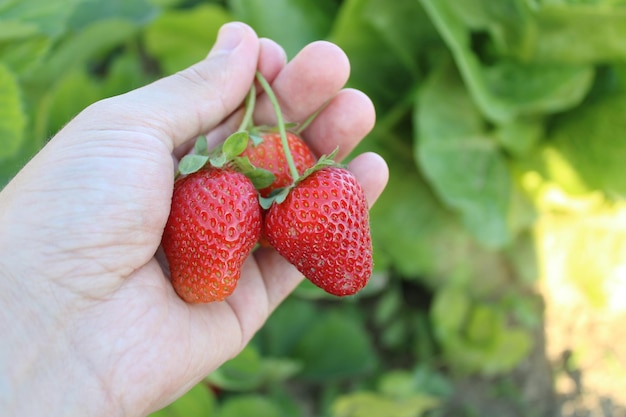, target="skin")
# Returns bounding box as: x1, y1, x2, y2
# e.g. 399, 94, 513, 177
0, 22, 388, 417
